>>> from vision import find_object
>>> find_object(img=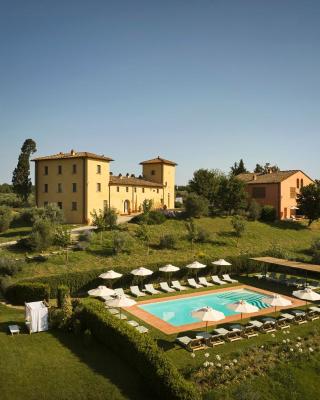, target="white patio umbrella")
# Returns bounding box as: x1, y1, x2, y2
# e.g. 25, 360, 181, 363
159, 264, 180, 285
88, 285, 115, 297
228, 300, 259, 320
191, 306, 225, 332
262, 294, 292, 313
99, 270, 123, 287
212, 259, 231, 266
131, 267, 153, 288
106, 295, 137, 318
186, 261, 206, 279
293, 288, 320, 308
